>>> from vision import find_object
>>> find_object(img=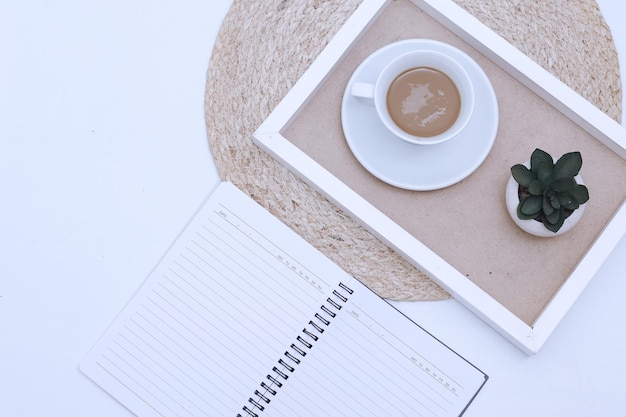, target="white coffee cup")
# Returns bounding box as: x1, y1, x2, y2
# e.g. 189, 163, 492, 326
351, 49, 474, 145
